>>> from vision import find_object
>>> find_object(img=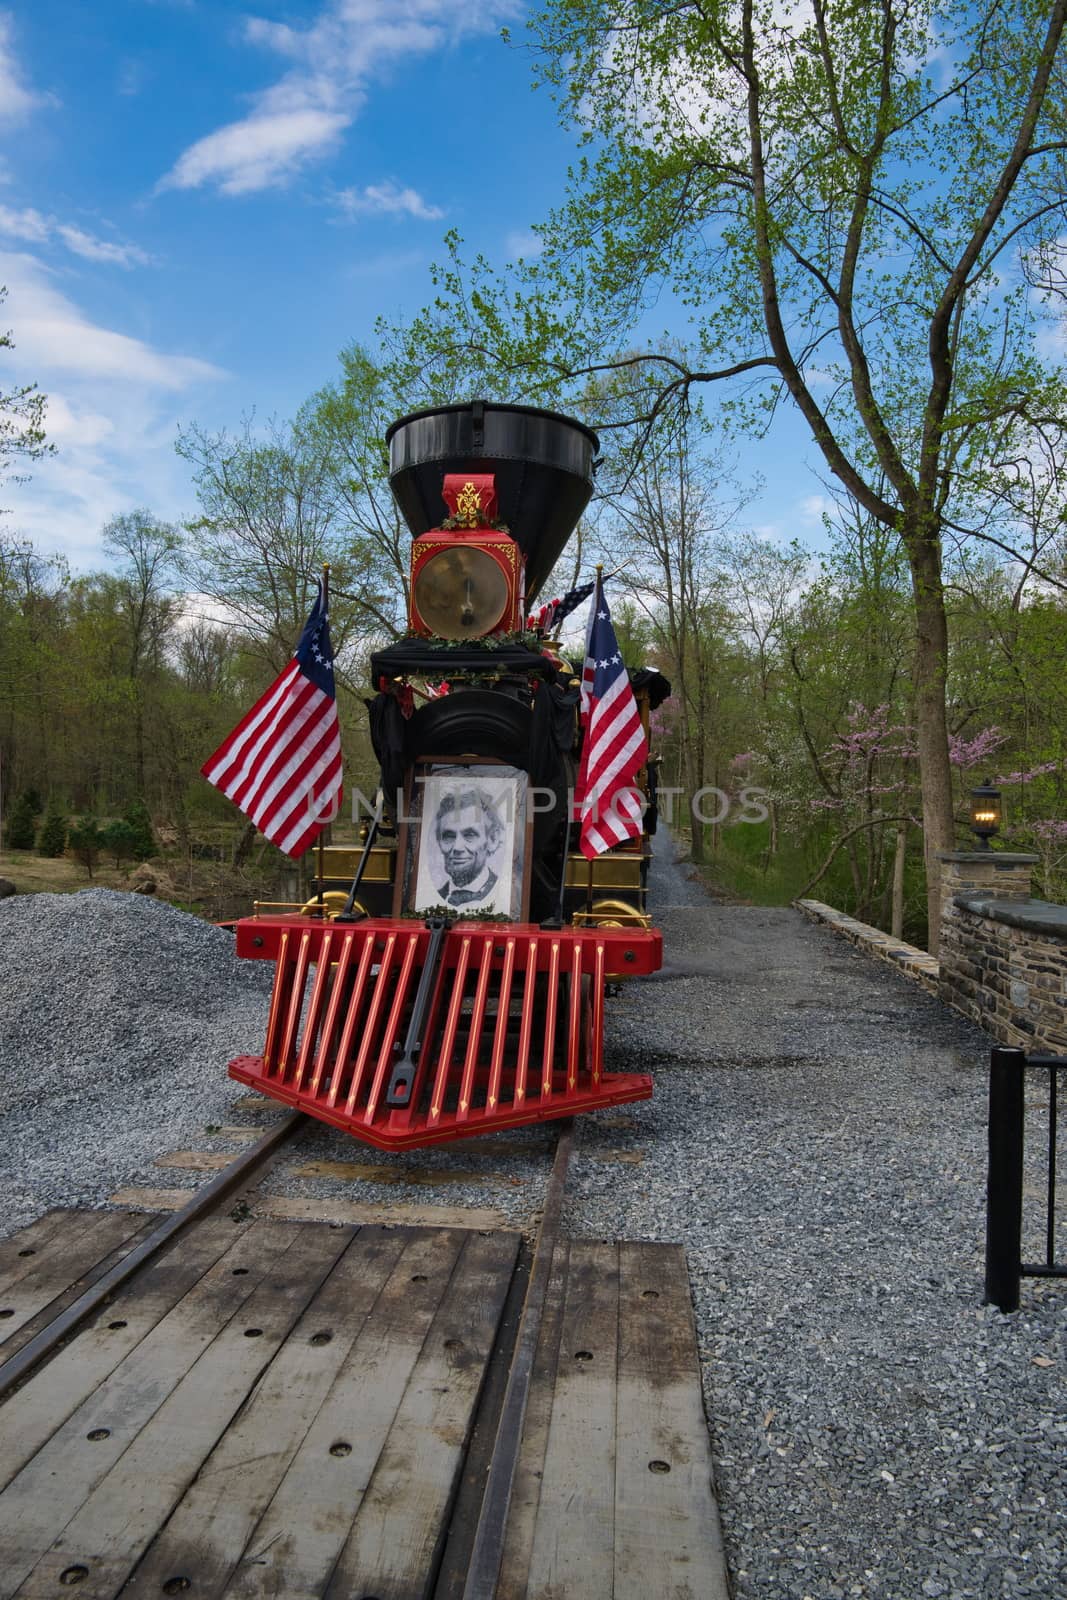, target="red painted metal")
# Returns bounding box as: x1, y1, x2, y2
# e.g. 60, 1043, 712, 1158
229, 915, 659, 1150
